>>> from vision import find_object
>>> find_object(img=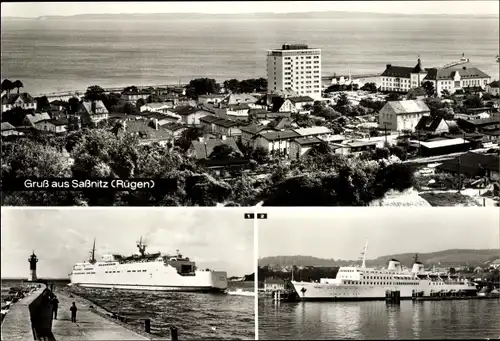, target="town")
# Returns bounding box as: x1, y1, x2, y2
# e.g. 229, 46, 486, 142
1, 44, 499, 206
